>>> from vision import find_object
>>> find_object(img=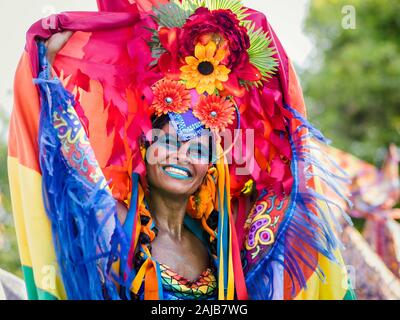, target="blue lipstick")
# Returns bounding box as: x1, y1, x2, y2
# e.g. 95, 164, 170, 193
162, 165, 192, 180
